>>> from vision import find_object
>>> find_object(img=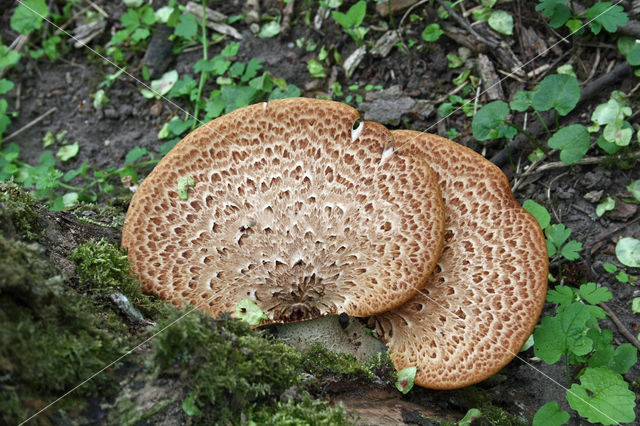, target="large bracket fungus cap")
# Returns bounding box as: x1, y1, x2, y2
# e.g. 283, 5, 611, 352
374, 131, 548, 390
122, 99, 445, 323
